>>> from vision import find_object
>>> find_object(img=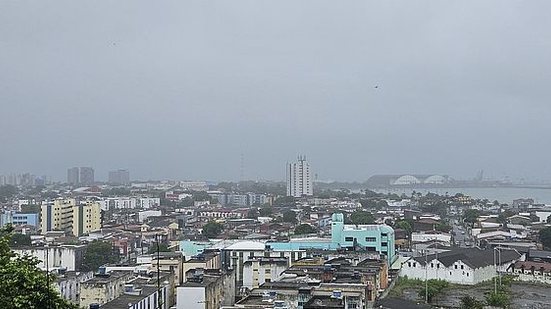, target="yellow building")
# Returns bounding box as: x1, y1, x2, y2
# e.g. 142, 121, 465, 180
41, 199, 101, 236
